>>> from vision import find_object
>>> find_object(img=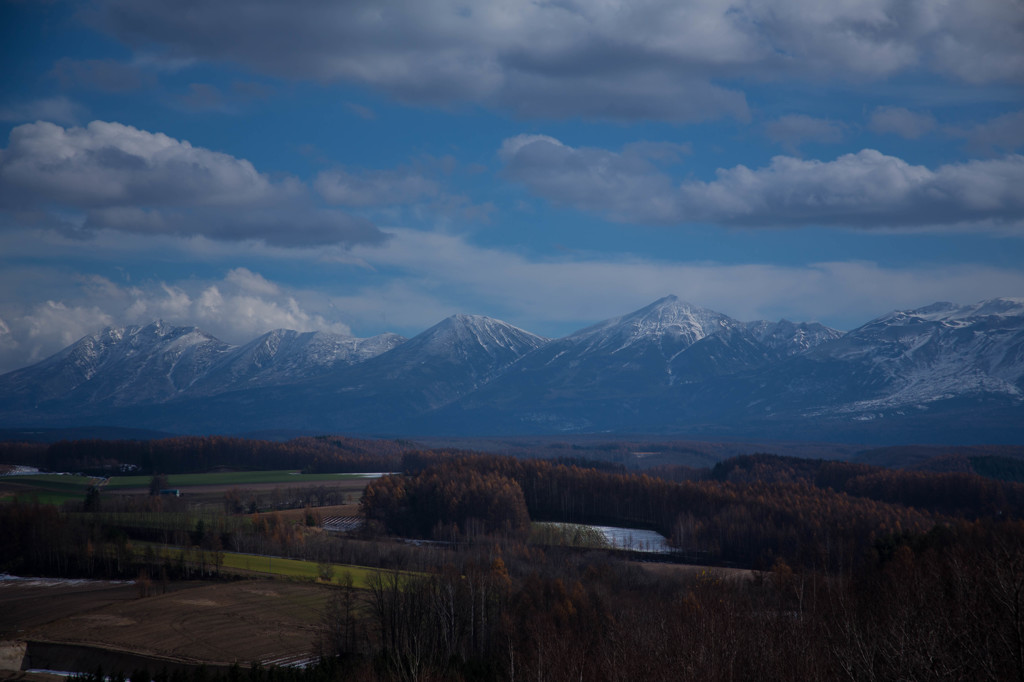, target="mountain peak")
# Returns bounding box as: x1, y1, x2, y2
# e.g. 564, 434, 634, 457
413, 313, 547, 358
569, 296, 736, 350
